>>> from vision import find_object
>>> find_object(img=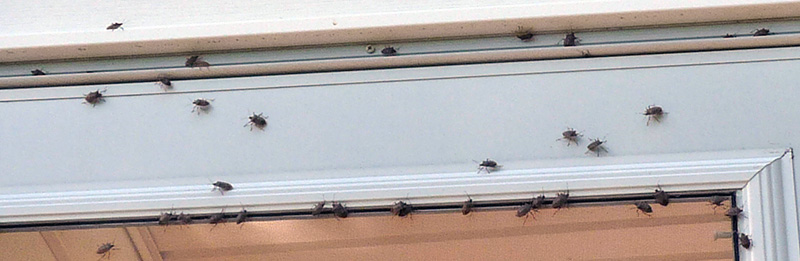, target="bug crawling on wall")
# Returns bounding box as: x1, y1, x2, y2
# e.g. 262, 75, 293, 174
191, 98, 214, 114
177, 212, 193, 226
31, 69, 46, 76
531, 194, 546, 210
186, 56, 211, 68
560, 32, 580, 46
585, 138, 608, 157
654, 185, 669, 206
106, 22, 124, 31
208, 210, 227, 231
83, 88, 107, 107
312, 198, 327, 216
96, 240, 117, 259
739, 233, 752, 249
158, 208, 176, 227
245, 112, 268, 131
474, 158, 501, 174
462, 193, 474, 215
514, 26, 534, 42
634, 201, 653, 217
391, 201, 414, 218
552, 190, 570, 216
558, 128, 582, 146
643, 105, 666, 125
212, 181, 234, 195
753, 28, 770, 36
332, 202, 349, 219
516, 201, 535, 225
156, 77, 172, 91
725, 206, 744, 218
381, 46, 397, 56
235, 207, 249, 225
